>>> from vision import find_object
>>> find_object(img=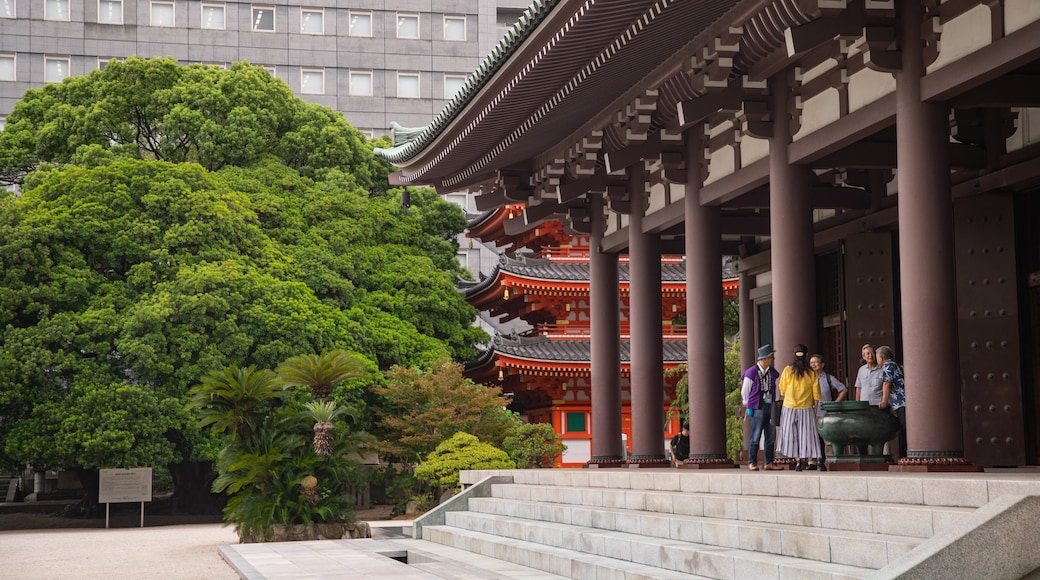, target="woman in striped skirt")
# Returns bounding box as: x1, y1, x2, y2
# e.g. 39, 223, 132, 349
777, 344, 822, 471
